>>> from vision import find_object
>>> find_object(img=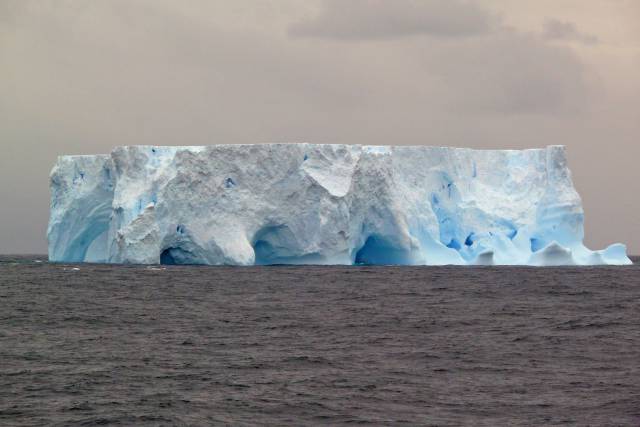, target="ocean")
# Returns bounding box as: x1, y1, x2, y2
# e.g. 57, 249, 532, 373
1, 255, 639, 426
